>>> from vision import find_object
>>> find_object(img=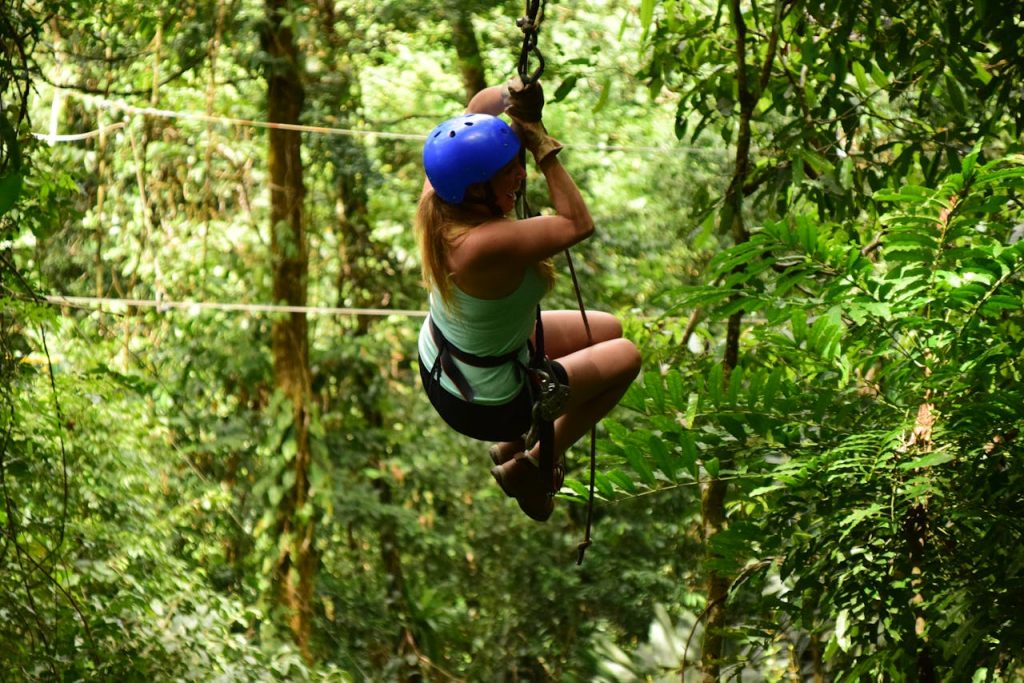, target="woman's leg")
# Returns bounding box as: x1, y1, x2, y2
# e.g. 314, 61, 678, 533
544, 337, 641, 457
492, 337, 641, 501
538, 310, 623, 358
492, 310, 628, 462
